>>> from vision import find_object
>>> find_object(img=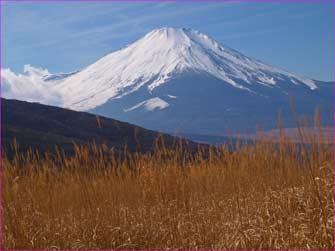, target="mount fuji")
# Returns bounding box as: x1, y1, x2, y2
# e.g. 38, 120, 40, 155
2, 27, 333, 137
